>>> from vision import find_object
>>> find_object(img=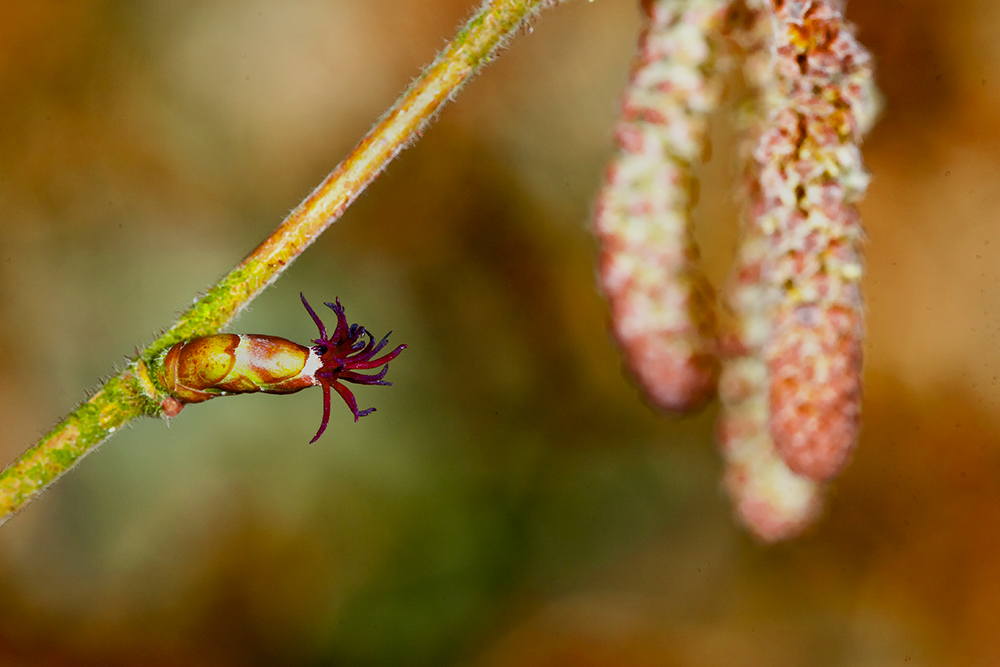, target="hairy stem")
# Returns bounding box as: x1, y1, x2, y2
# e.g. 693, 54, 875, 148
0, 0, 563, 526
